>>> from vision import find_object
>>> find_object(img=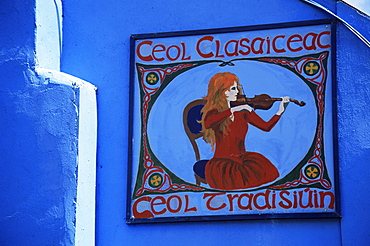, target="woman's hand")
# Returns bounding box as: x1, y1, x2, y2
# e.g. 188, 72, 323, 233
276, 96, 290, 115
231, 104, 253, 113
